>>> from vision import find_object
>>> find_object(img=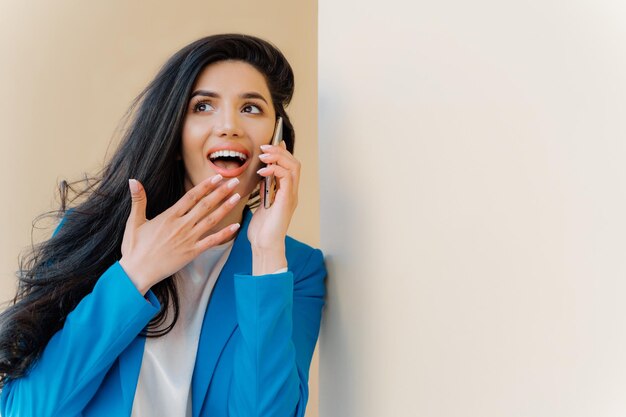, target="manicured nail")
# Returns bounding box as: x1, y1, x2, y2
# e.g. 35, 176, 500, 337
211, 174, 223, 184
257, 167, 269, 174
230, 223, 241, 232
228, 193, 241, 204
259, 153, 270, 160
260, 144, 271, 151
227, 178, 240, 188
128, 179, 139, 194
